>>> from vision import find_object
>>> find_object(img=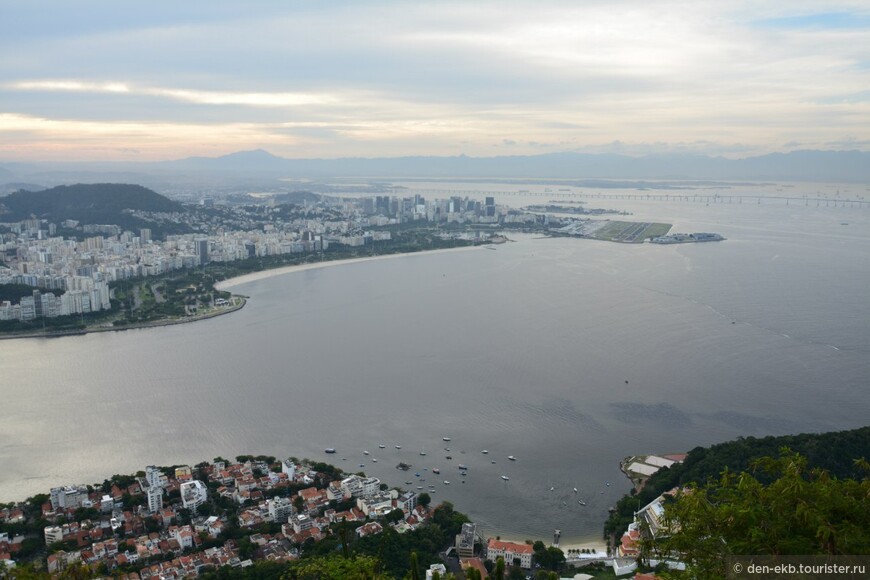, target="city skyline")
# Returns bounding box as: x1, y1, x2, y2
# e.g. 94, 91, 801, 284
1, 1, 868, 162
